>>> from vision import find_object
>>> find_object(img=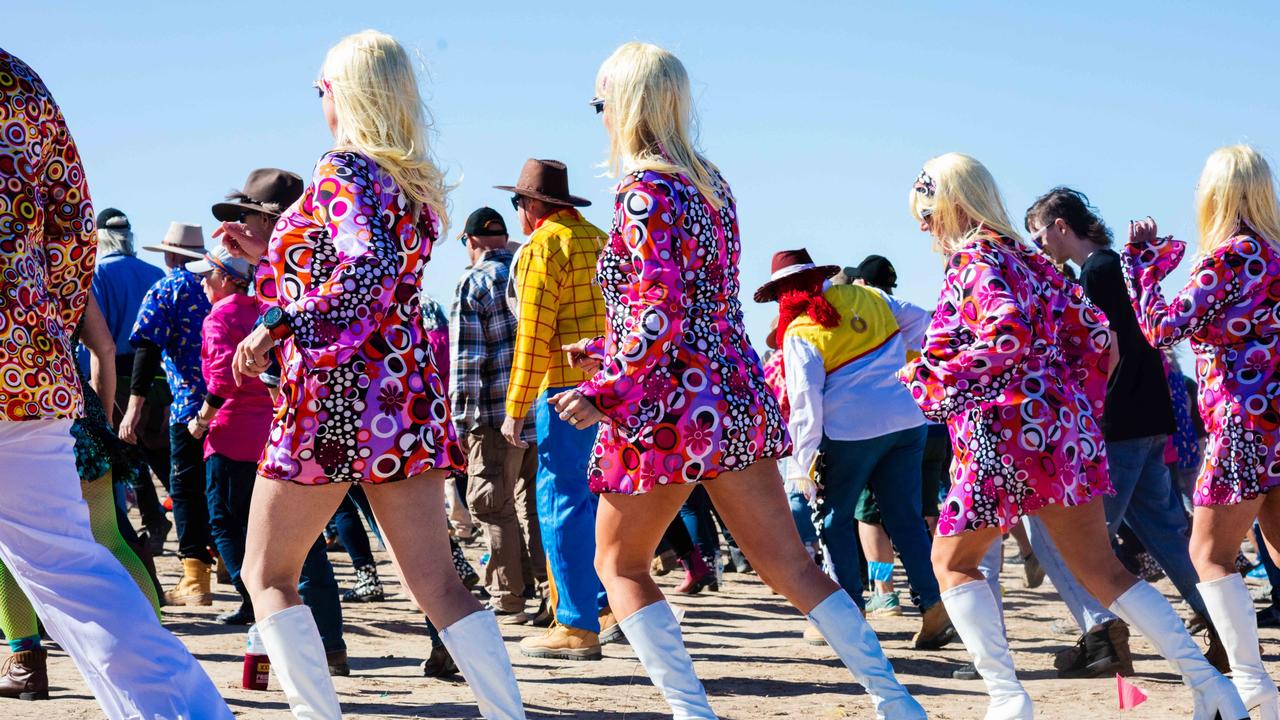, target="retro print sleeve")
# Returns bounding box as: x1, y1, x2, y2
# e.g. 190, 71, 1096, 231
40, 96, 96, 337
281, 152, 398, 370
577, 177, 683, 438
1121, 236, 1238, 349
